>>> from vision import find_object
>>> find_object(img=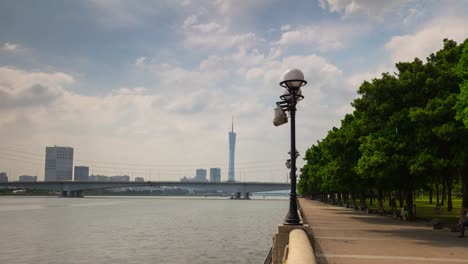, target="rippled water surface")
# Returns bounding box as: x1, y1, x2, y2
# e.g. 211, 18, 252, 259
0, 196, 288, 264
